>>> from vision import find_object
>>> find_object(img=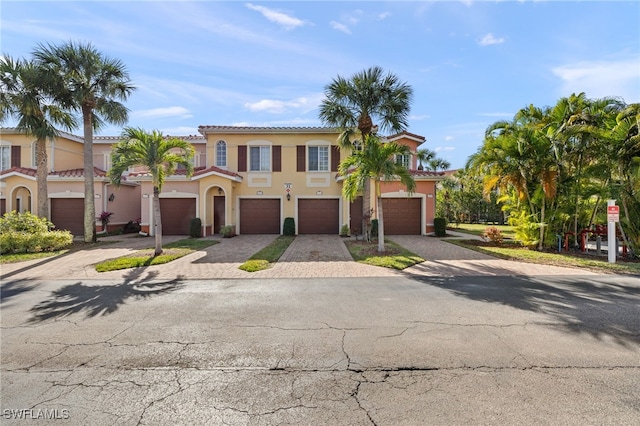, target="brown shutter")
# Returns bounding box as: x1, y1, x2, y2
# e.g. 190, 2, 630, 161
272, 145, 281, 172
237, 145, 247, 172
296, 145, 305, 172
11, 146, 21, 167
331, 145, 340, 172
